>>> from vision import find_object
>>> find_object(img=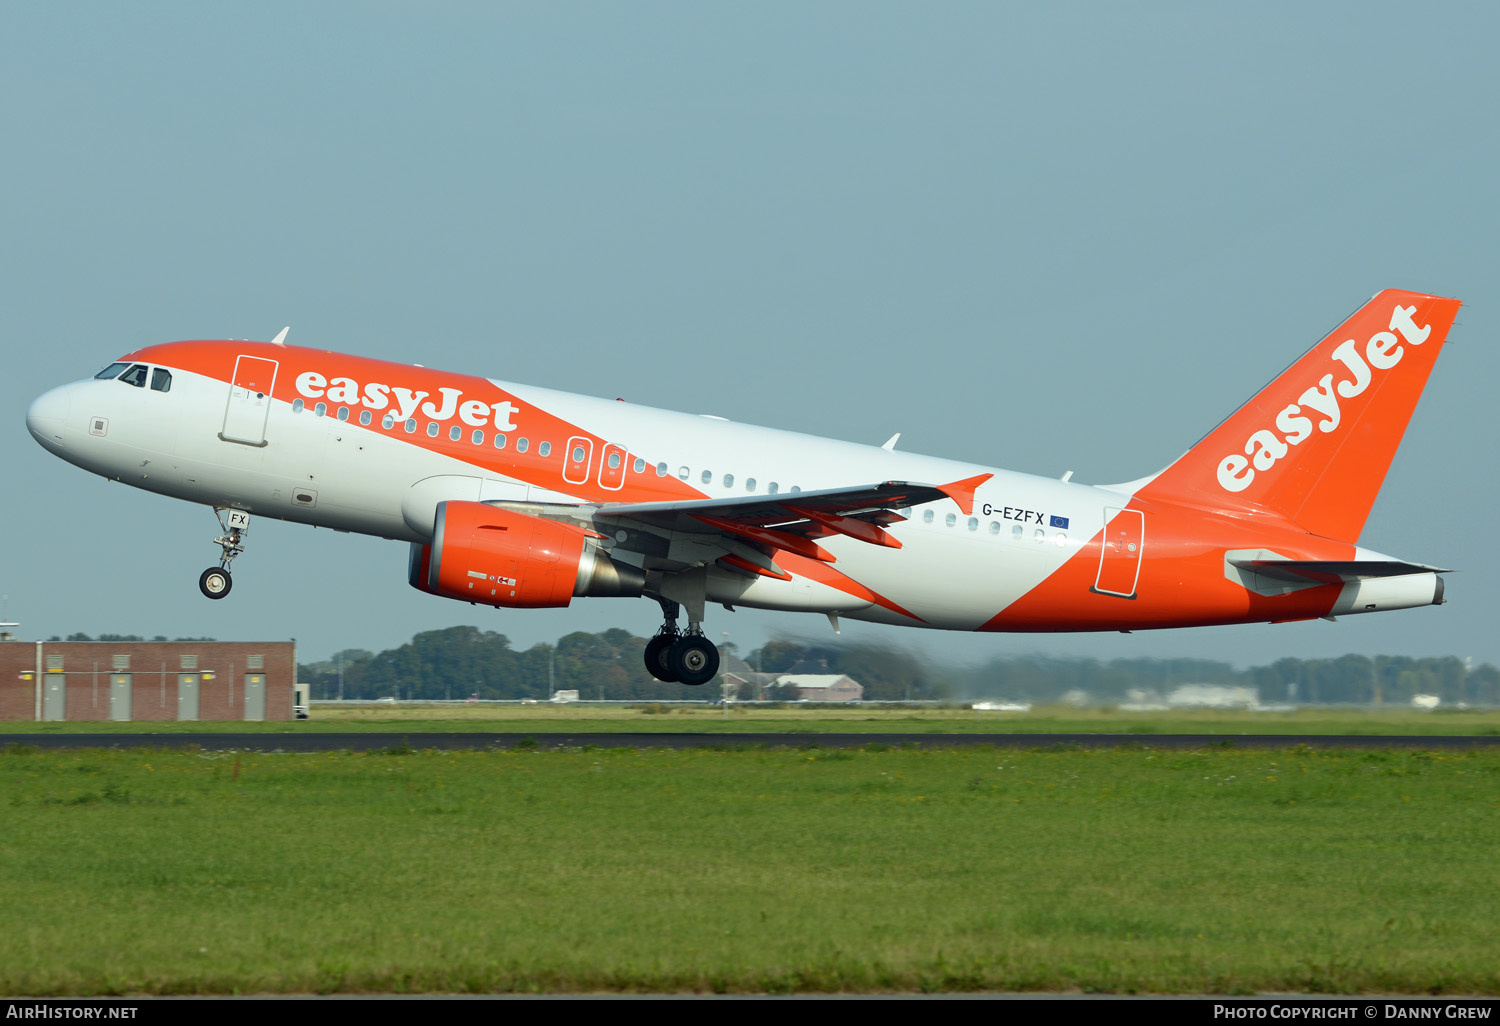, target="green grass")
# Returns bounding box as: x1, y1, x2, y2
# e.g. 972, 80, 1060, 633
2, 742, 1498, 994
7, 703, 1500, 735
